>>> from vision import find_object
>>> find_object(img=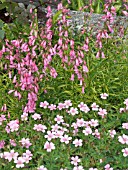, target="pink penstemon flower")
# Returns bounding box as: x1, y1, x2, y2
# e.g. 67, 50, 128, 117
44, 141, 55, 152
50, 68, 58, 78
1, 104, 7, 112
